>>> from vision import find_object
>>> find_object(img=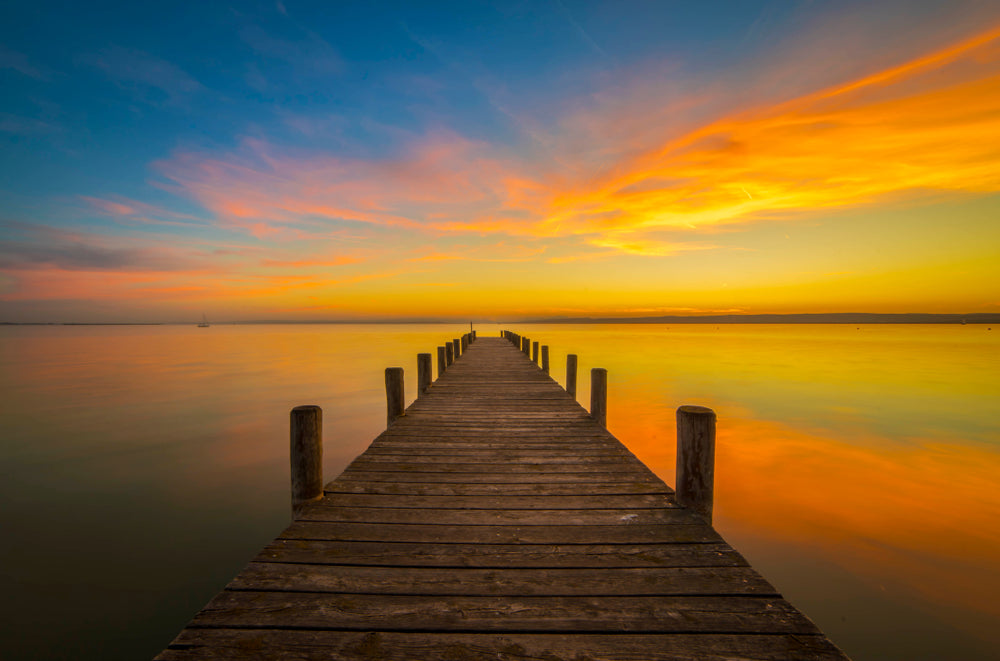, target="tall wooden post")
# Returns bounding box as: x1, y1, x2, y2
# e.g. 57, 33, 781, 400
445, 342, 454, 366
290, 405, 322, 517
676, 405, 716, 523
452, 338, 461, 360
566, 354, 578, 398
590, 368, 607, 427
532, 341, 539, 364
437, 346, 446, 374
417, 353, 432, 394
541, 345, 549, 374
385, 367, 404, 426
